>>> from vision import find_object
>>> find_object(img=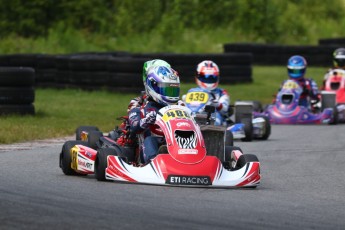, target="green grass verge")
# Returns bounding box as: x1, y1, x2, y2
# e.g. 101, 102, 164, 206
0, 66, 327, 144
